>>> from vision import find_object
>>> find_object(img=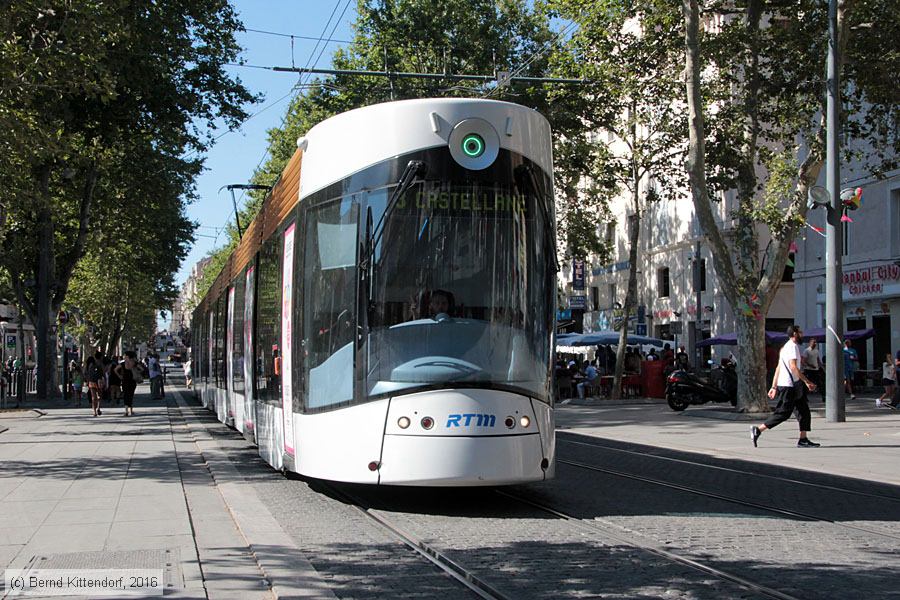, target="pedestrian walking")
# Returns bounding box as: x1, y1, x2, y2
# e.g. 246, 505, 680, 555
107, 356, 121, 405
801, 338, 825, 403
71, 363, 84, 407
148, 353, 163, 400
876, 353, 896, 409
843, 339, 859, 400
116, 351, 138, 416
85, 355, 104, 417
751, 325, 820, 448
